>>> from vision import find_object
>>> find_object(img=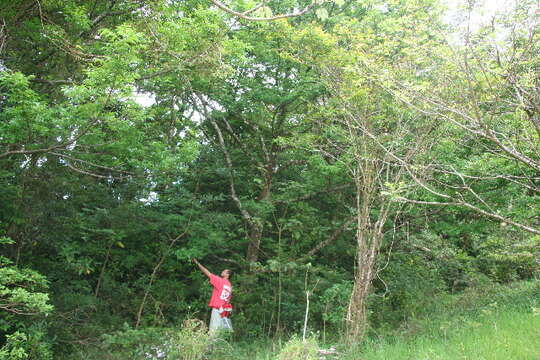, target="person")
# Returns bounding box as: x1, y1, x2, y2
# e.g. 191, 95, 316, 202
192, 258, 233, 332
